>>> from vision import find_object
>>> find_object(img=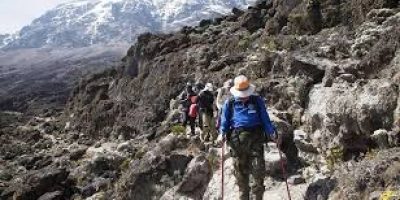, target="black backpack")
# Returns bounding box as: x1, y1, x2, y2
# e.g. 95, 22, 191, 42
199, 90, 214, 110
